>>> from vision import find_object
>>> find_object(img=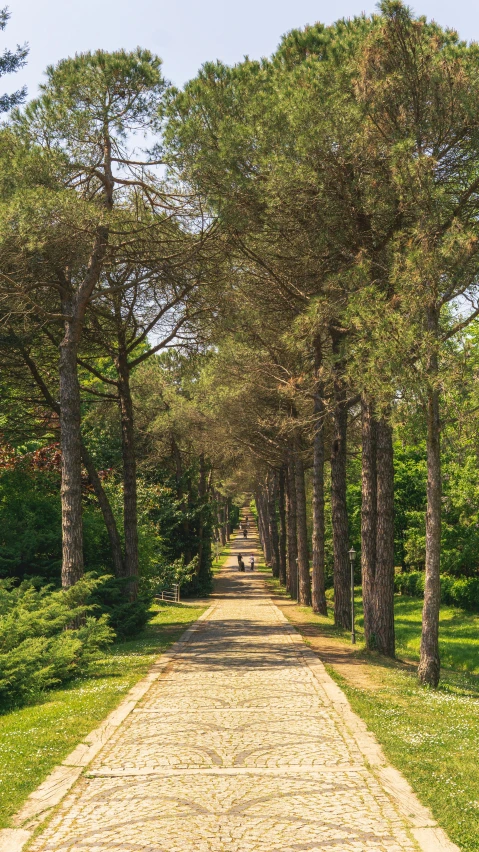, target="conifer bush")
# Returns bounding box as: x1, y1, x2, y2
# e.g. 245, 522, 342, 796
0, 575, 114, 707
